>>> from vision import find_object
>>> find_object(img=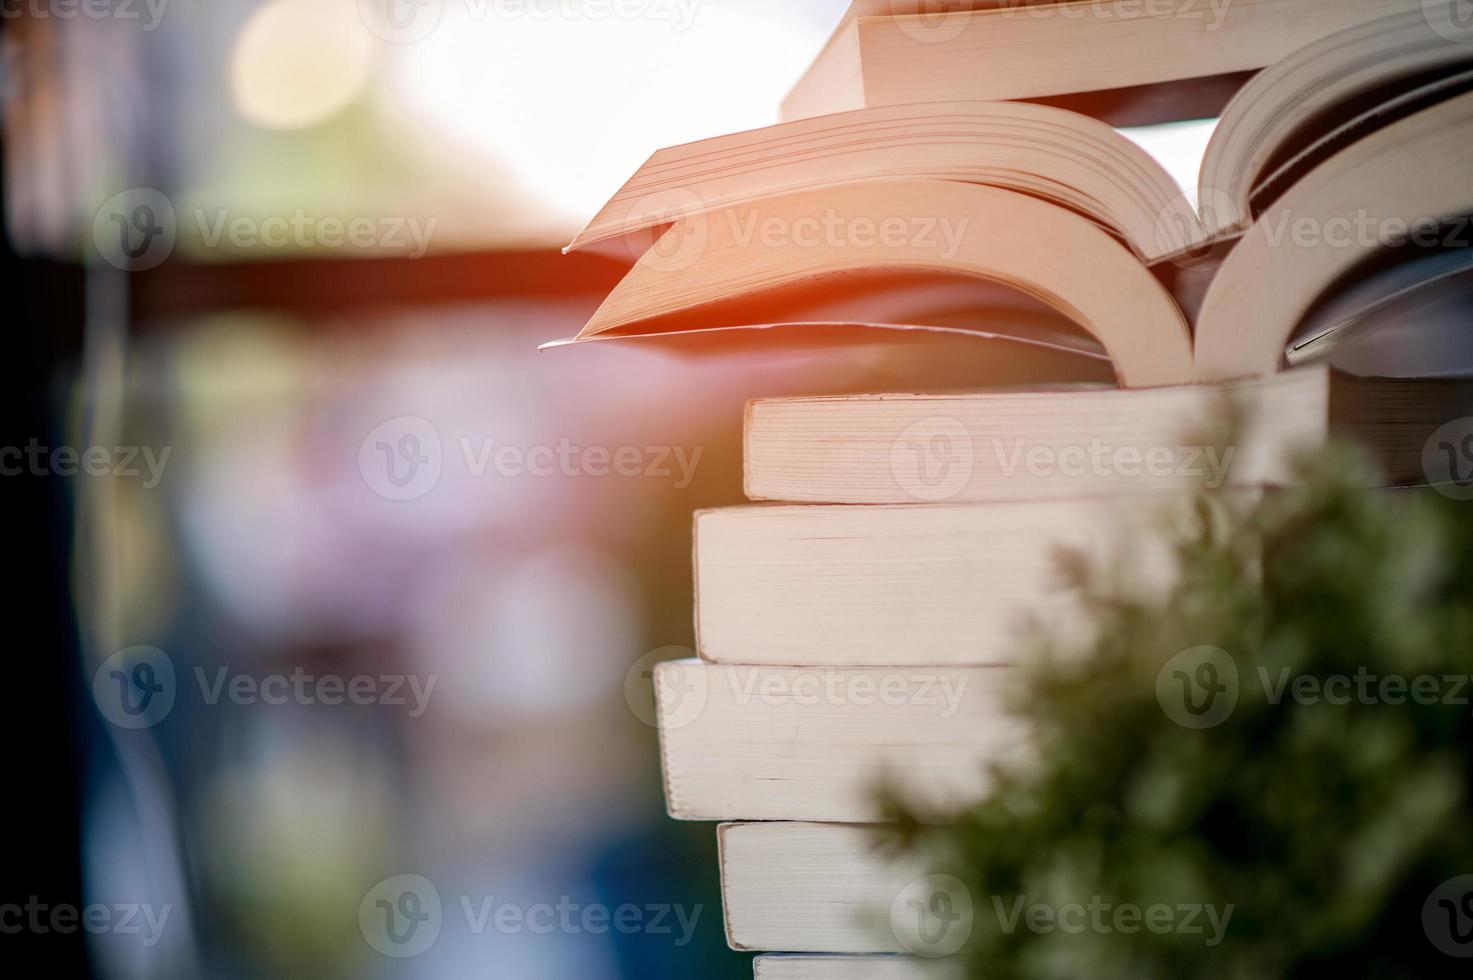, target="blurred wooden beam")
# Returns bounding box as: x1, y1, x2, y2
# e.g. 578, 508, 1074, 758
129, 248, 631, 326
